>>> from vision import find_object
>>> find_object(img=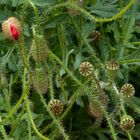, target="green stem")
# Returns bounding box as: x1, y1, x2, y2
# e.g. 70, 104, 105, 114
25, 96, 50, 140
131, 41, 140, 45
28, 118, 32, 140
22, 67, 50, 140
19, 1, 30, 71
102, 109, 118, 140
47, 59, 67, 101
112, 83, 126, 115
2, 89, 11, 113
48, 50, 82, 86
0, 87, 27, 125
9, 108, 25, 136
43, 0, 135, 23
70, 16, 103, 67
0, 117, 8, 140
28, 0, 42, 34
127, 131, 133, 140
45, 63, 55, 99
39, 93, 69, 140
41, 78, 93, 134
